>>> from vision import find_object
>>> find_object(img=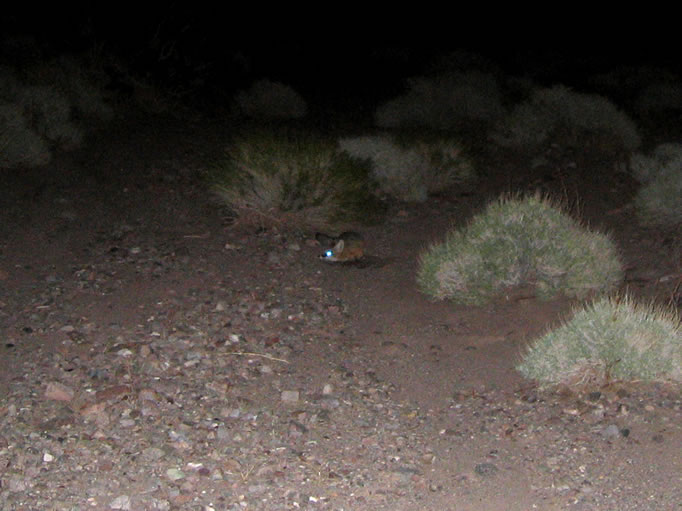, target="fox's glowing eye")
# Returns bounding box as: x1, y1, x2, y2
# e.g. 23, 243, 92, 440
324, 250, 334, 258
